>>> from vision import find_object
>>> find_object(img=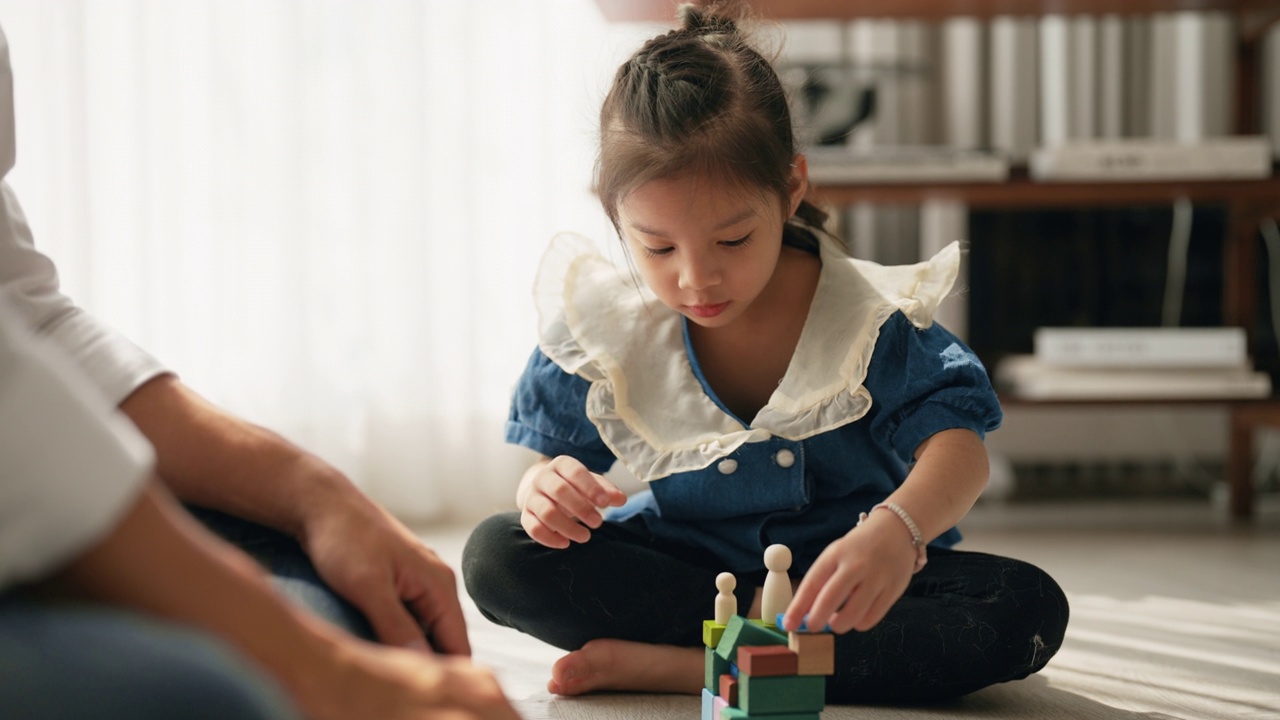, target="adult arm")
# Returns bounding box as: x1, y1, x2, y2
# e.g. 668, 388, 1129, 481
0, 303, 514, 720
0, 199, 469, 655
53, 481, 516, 720
118, 375, 471, 656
